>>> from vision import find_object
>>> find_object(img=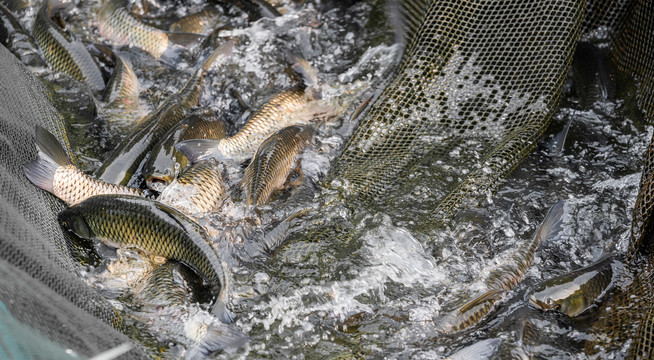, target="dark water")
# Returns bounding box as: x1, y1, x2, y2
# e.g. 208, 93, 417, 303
14, 0, 651, 358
